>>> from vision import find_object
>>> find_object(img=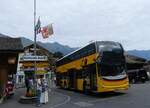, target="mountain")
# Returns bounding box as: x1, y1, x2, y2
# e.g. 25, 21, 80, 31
21, 37, 33, 47
0, 33, 149, 59
19, 36, 77, 55
127, 50, 150, 60
20, 37, 150, 59
37, 41, 78, 55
